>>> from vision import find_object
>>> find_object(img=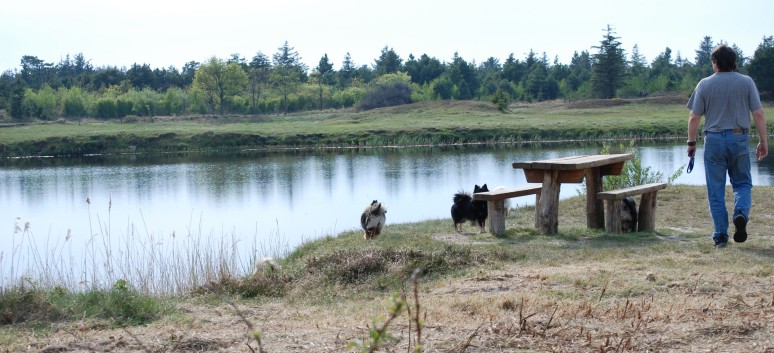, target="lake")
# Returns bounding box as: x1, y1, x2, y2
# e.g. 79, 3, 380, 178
3, 140, 772, 292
